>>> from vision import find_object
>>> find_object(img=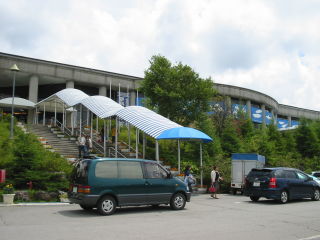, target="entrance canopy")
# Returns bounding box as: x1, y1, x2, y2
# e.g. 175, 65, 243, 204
116, 106, 182, 138
0, 97, 35, 109
80, 96, 124, 118
156, 127, 213, 143
36, 88, 89, 112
